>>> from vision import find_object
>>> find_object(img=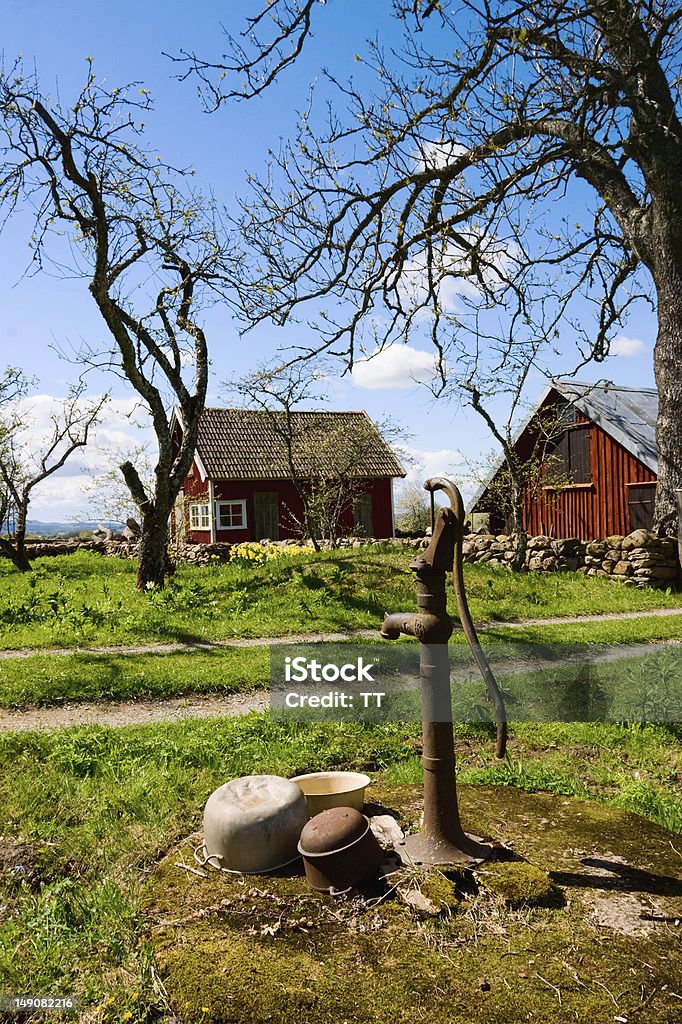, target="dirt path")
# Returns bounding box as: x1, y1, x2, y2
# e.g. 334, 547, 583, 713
1, 605, 682, 661
1, 607, 680, 733
0, 691, 269, 732
0, 630, 378, 660
2, 634, 680, 733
